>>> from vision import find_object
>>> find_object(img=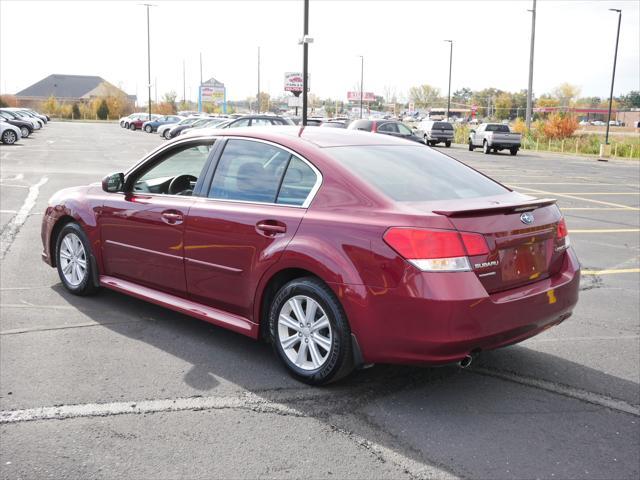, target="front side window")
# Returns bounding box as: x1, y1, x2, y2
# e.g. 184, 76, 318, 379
209, 140, 290, 203
230, 118, 250, 128
251, 118, 271, 126
130, 142, 214, 196
397, 123, 413, 135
